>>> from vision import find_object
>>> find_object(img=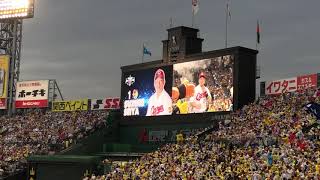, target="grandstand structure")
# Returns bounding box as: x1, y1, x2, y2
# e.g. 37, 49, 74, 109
1, 18, 317, 179
0, 19, 23, 116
